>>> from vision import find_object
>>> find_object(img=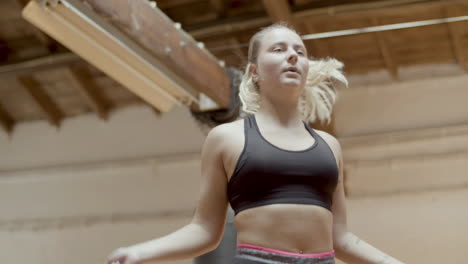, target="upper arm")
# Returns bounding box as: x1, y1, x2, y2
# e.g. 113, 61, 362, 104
191, 125, 229, 244
317, 131, 349, 246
